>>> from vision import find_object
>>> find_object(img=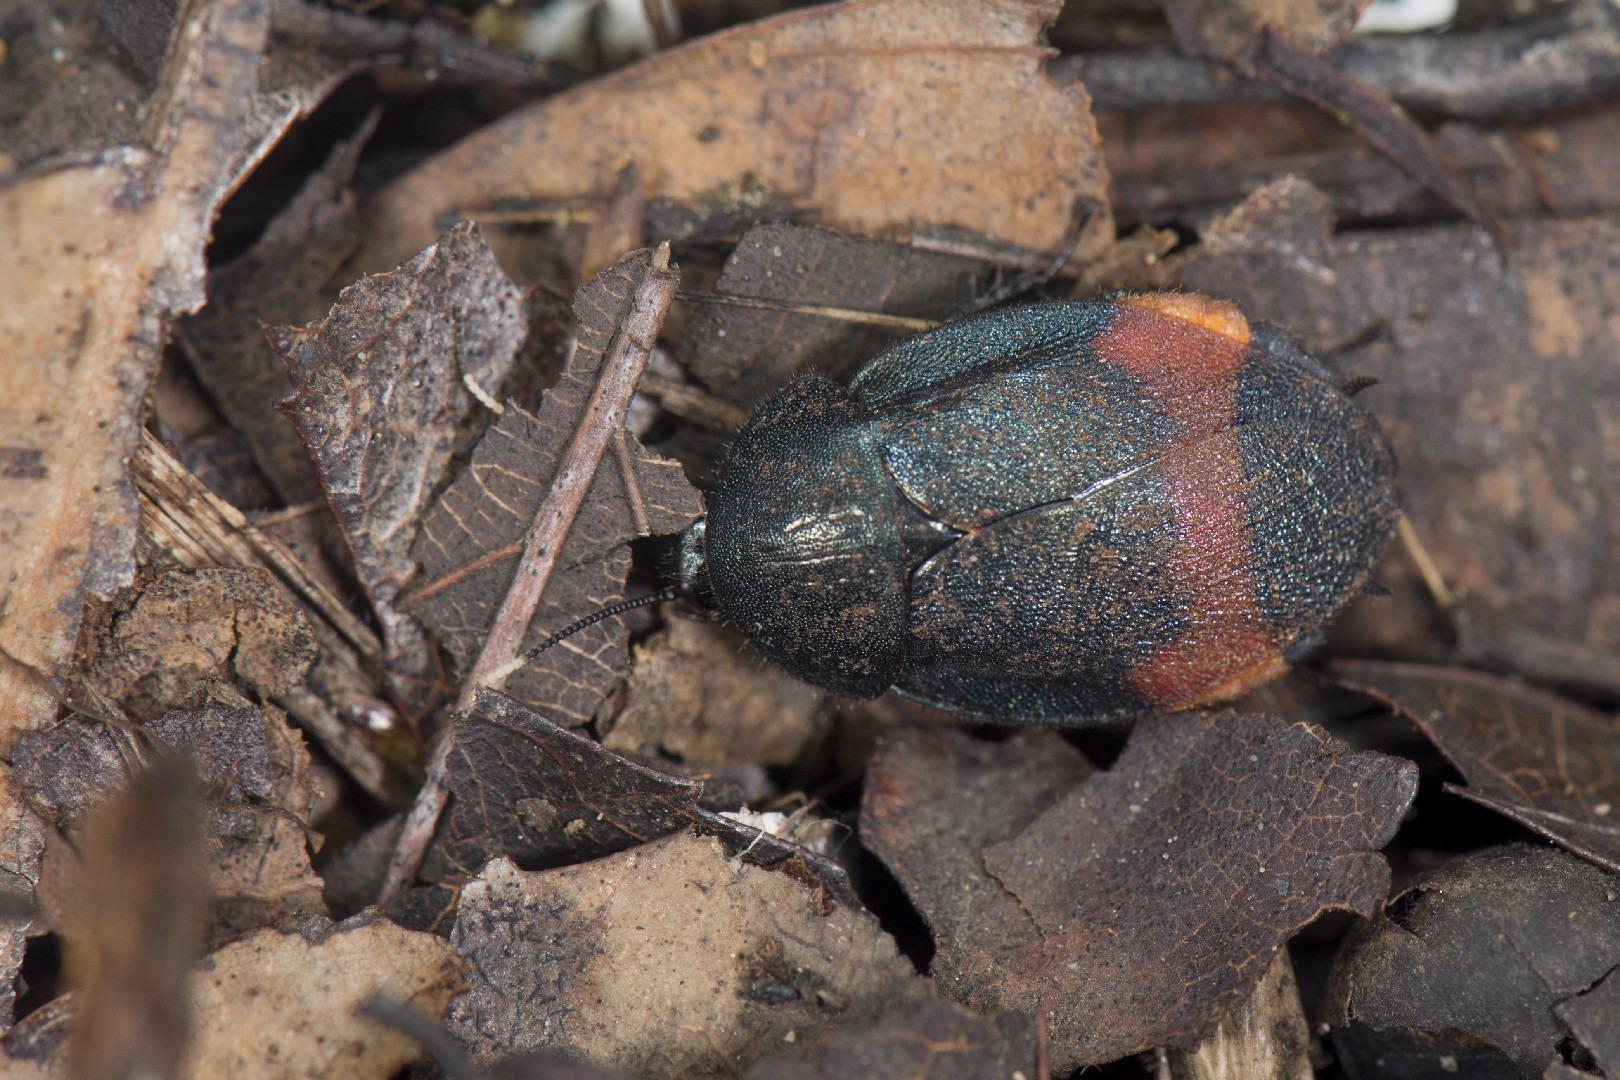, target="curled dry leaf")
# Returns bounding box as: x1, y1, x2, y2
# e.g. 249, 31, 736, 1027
1170, 182, 1620, 694
273, 222, 525, 703
603, 617, 826, 768
446, 832, 915, 1077
1334, 660, 1620, 874
418, 690, 851, 901
0, 0, 274, 744
1323, 844, 1620, 1077
79, 566, 318, 722
407, 252, 701, 724
862, 711, 1417, 1071
349, 0, 1111, 277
